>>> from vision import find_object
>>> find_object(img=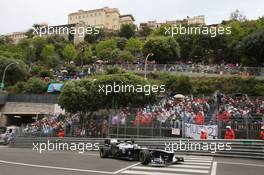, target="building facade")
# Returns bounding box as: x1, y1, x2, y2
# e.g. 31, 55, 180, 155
68, 7, 135, 30
186, 15, 205, 25
139, 15, 205, 30
7, 32, 27, 44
